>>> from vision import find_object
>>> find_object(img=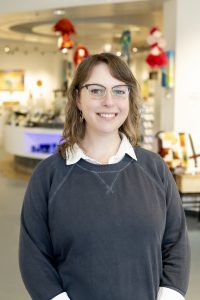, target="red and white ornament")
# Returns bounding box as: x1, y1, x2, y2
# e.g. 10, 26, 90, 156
146, 27, 168, 68
53, 18, 76, 52
73, 45, 90, 66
